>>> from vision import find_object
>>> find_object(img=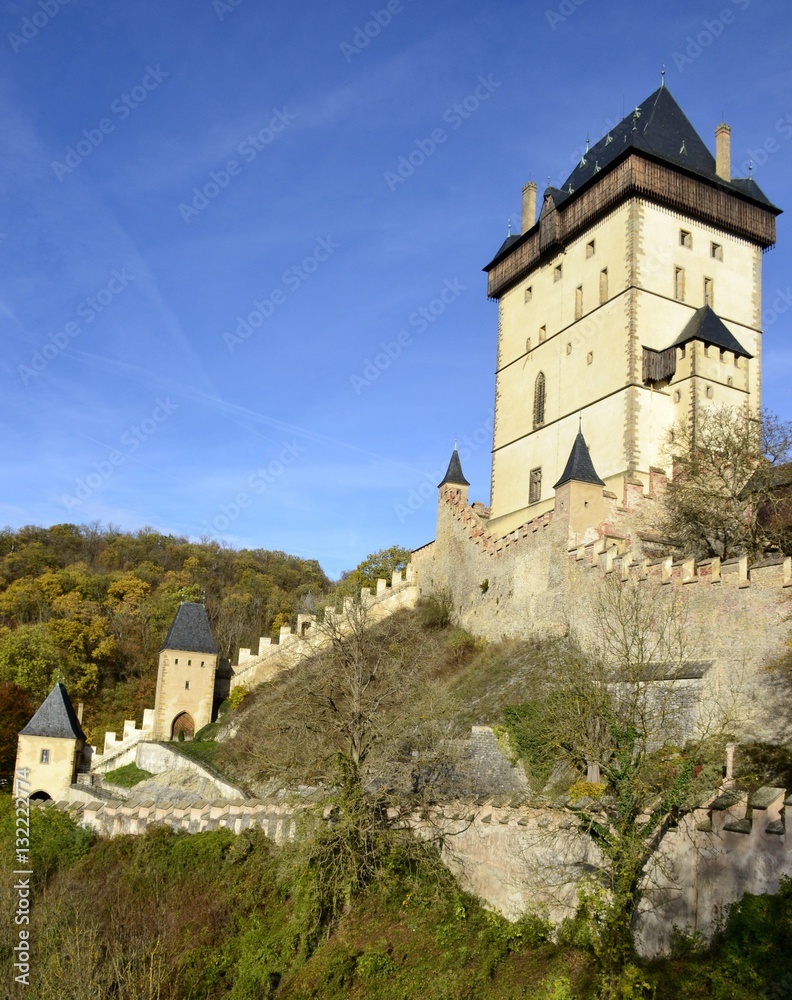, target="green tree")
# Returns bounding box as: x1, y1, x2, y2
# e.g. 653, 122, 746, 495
337, 546, 411, 597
